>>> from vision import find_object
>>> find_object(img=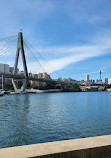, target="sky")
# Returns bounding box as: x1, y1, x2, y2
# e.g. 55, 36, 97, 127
0, 0, 111, 81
